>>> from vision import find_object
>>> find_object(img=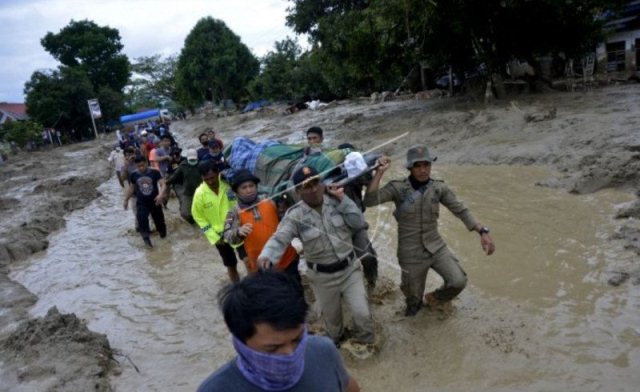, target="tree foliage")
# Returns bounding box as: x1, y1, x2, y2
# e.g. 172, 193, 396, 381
0, 120, 43, 148
25, 19, 131, 135
41, 19, 130, 92
250, 38, 301, 101
25, 67, 95, 133
286, 0, 627, 97
176, 17, 260, 111
127, 54, 178, 111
